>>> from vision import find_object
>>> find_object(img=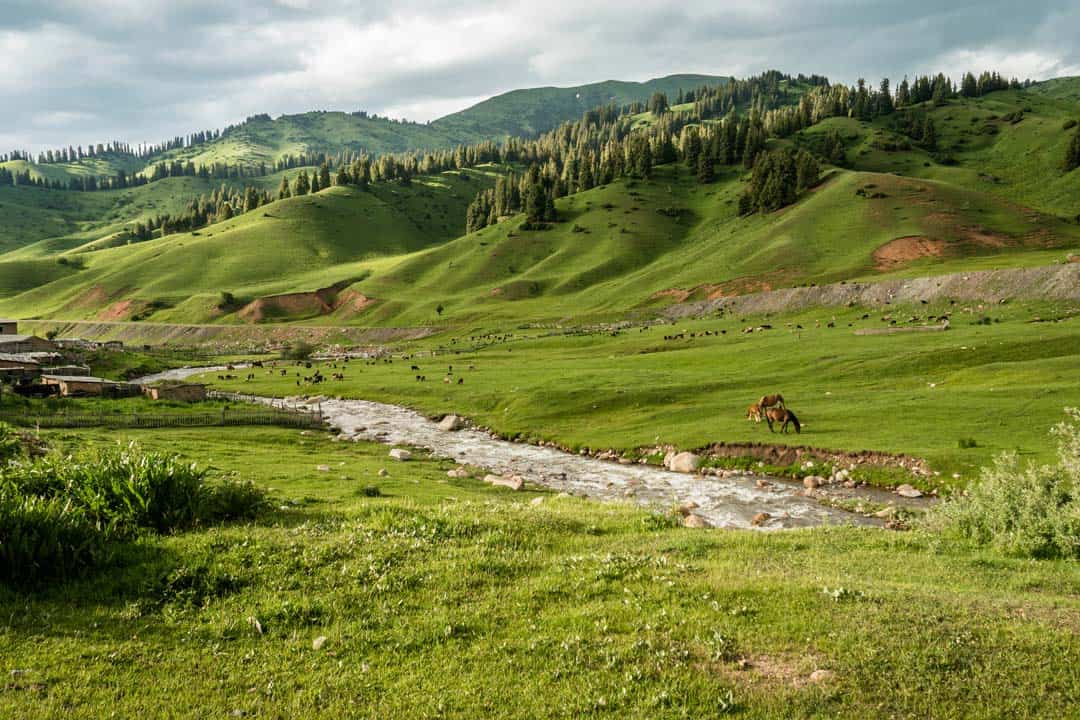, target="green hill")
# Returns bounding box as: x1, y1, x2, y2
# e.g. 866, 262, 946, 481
434, 74, 729, 139
2, 77, 1079, 325
1, 74, 728, 189
0, 167, 499, 322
